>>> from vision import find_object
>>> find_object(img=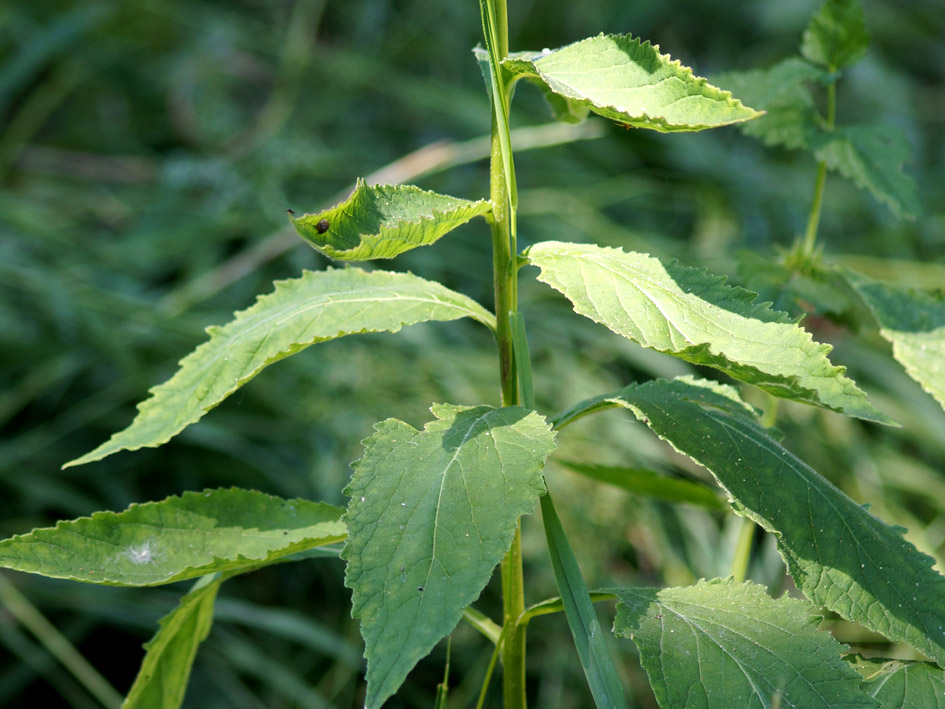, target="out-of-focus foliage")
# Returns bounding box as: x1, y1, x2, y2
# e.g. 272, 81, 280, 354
1, 0, 942, 707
